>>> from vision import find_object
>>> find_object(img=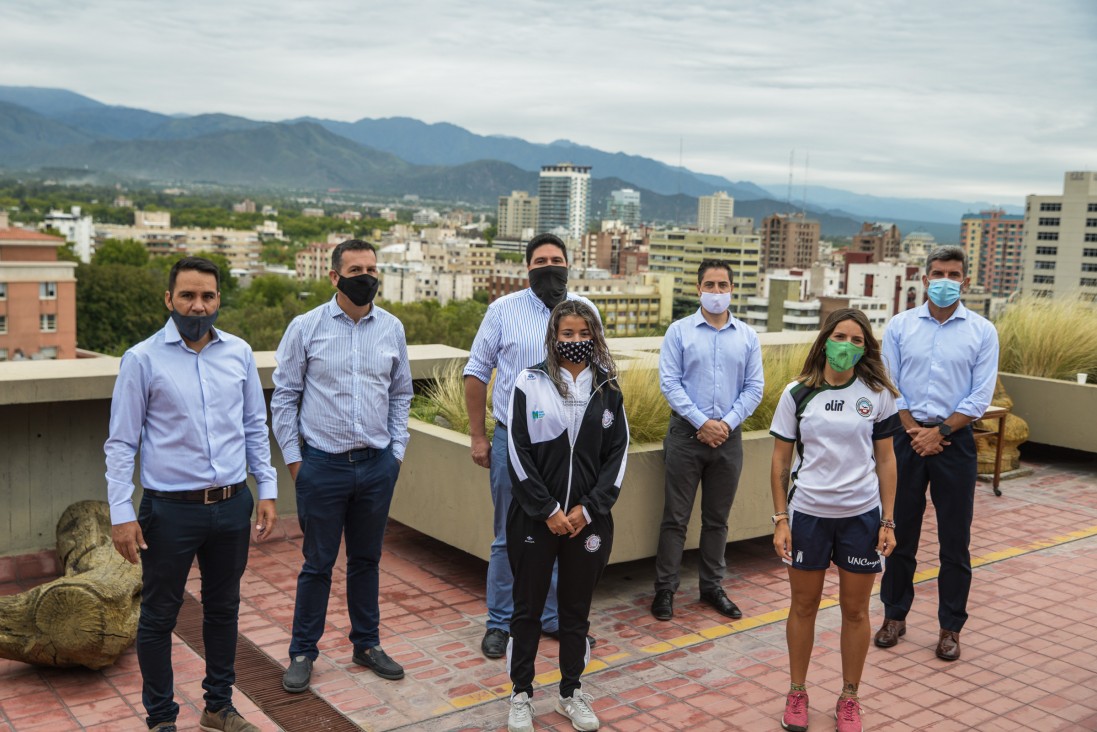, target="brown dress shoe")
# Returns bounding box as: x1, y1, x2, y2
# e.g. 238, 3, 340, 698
873, 619, 906, 648
936, 629, 961, 661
